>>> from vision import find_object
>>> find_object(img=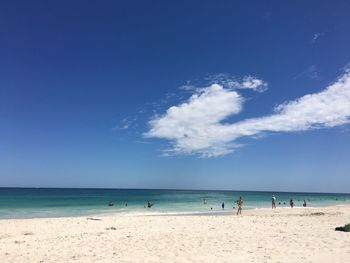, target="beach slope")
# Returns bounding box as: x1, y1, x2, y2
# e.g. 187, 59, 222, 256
1, 205, 350, 262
